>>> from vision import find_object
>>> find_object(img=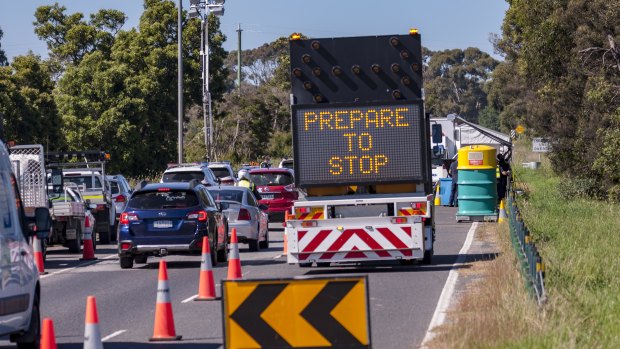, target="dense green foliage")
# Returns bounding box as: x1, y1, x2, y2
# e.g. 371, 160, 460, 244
491, 0, 620, 199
